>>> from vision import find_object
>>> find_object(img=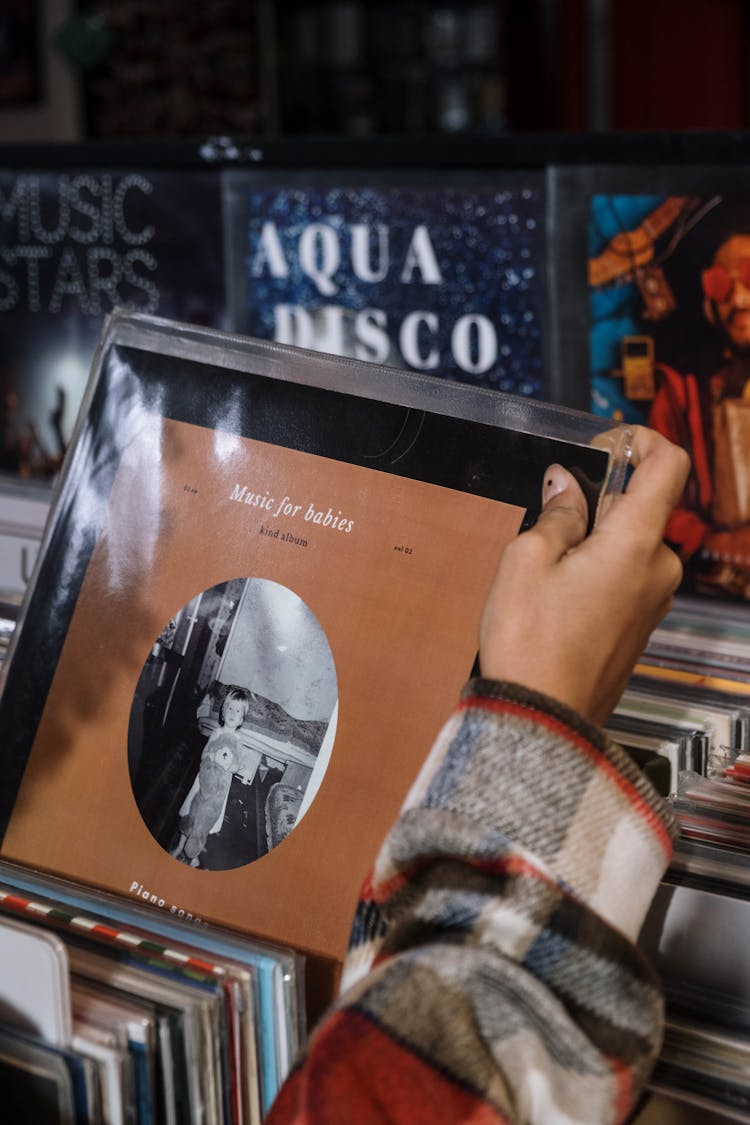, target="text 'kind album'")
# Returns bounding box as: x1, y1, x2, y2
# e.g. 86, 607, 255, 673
0, 311, 629, 961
